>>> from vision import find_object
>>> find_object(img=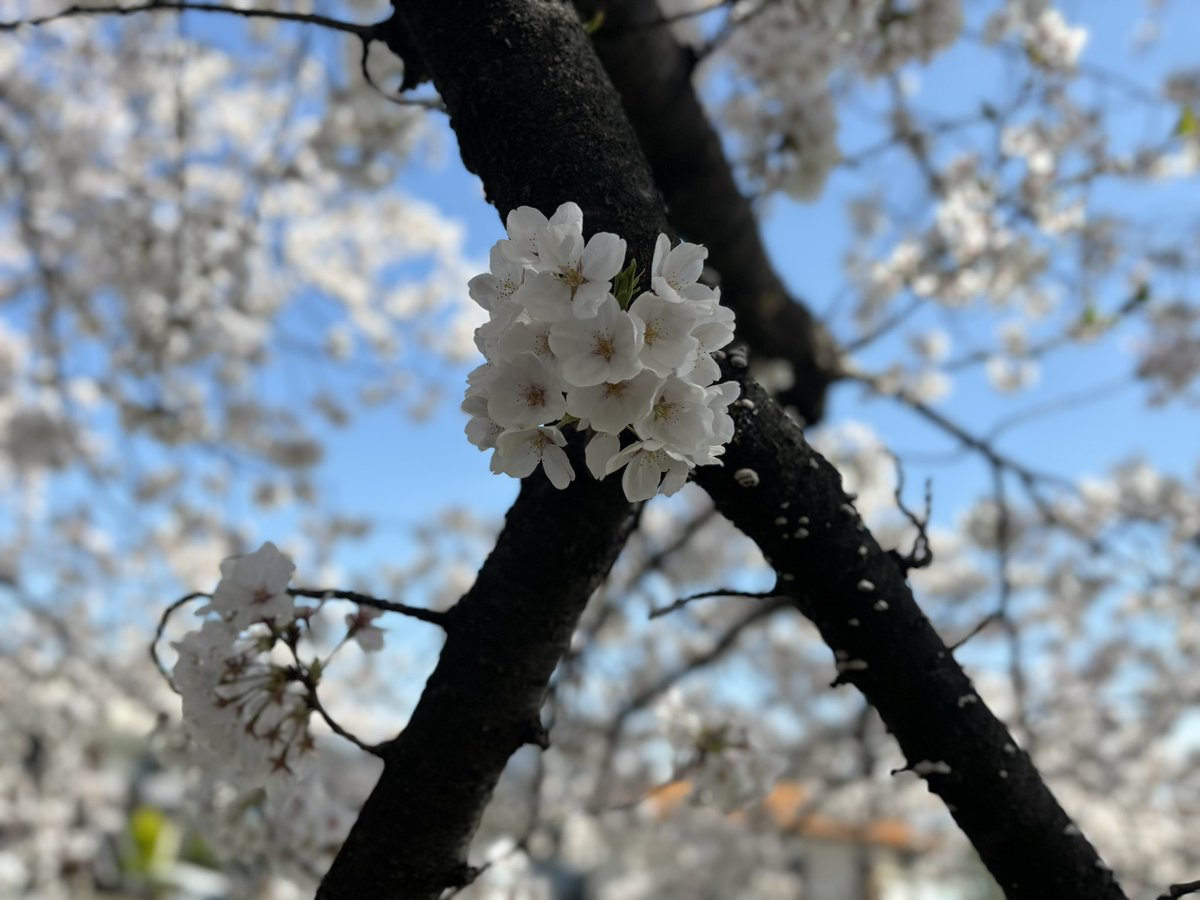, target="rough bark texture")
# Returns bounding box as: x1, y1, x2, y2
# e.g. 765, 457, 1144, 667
319, 1, 663, 895
578, 0, 838, 423
391, 0, 668, 262
695, 362, 1127, 900
318, 463, 638, 898
320, 1, 1129, 897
